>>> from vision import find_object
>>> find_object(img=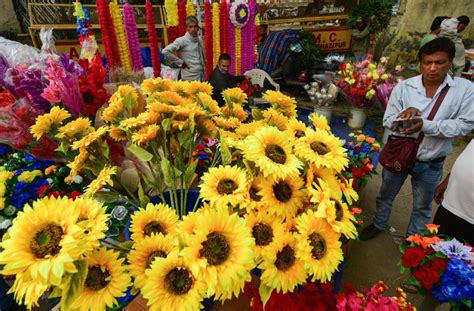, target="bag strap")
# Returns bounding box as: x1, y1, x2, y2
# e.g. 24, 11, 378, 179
416, 84, 450, 143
